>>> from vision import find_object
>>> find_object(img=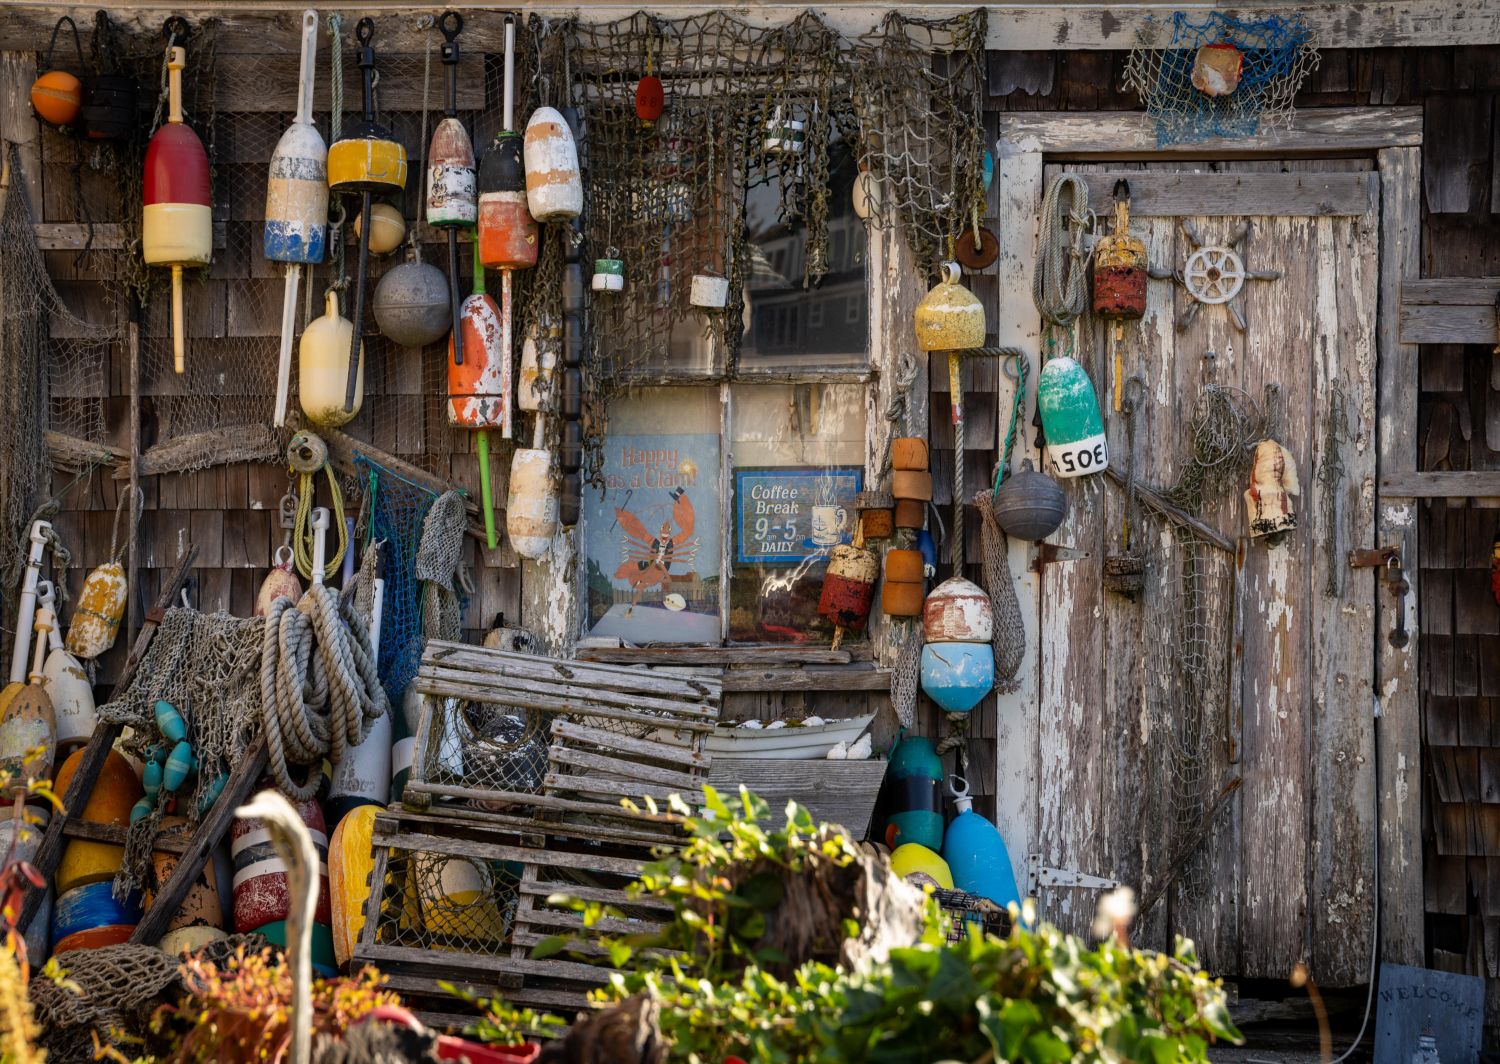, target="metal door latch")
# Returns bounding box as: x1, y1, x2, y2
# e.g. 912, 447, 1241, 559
1029, 543, 1091, 573
1348, 546, 1409, 648
1026, 853, 1120, 896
